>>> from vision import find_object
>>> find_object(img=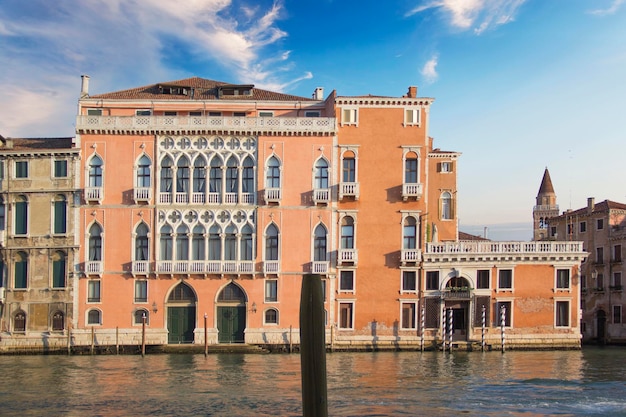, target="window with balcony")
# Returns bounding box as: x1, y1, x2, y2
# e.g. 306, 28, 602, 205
14, 195, 28, 235
54, 160, 68, 178
208, 225, 221, 261
265, 156, 281, 203
340, 270, 355, 292
87, 155, 103, 198
402, 270, 417, 292
176, 224, 190, 261
225, 157, 239, 202
555, 300, 570, 327
556, 269, 570, 290
242, 157, 255, 203
402, 149, 422, 200
498, 269, 513, 290
191, 225, 205, 261
440, 191, 453, 220
496, 301, 512, 327
134, 223, 149, 275
88, 280, 101, 303
14, 251, 28, 289
209, 157, 223, 203
224, 224, 237, 261
135, 155, 151, 202
240, 225, 254, 261
426, 271, 439, 290
264, 224, 279, 275
313, 224, 328, 274
265, 279, 278, 302
313, 158, 330, 204
52, 251, 66, 288
192, 157, 207, 203
401, 302, 417, 329
15, 161, 28, 178
53, 194, 67, 235
613, 272, 622, 290
340, 149, 359, 199
339, 215, 357, 264
87, 223, 103, 275
160, 156, 174, 203
402, 216, 419, 264
176, 157, 190, 203
160, 225, 173, 261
